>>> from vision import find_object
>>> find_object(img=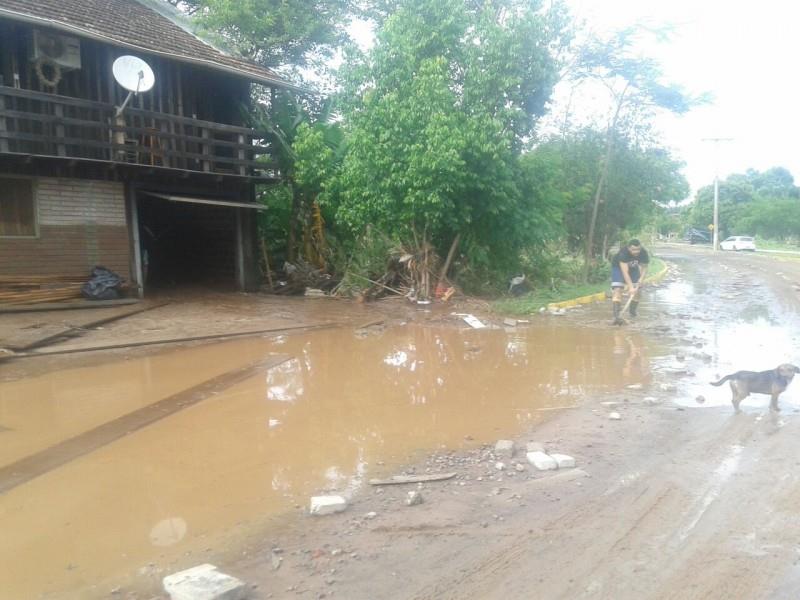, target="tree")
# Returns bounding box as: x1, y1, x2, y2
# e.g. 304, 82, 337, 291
541, 127, 687, 262
164, 0, 360, 73
685, 167, 799, 237
250, 91, 343, 264
330, 0, 568, 281
570, 27, 700, 280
